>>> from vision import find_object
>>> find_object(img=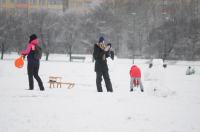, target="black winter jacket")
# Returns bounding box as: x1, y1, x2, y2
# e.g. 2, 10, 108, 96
93, 44, 110, 72
27, 49, 39, 64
